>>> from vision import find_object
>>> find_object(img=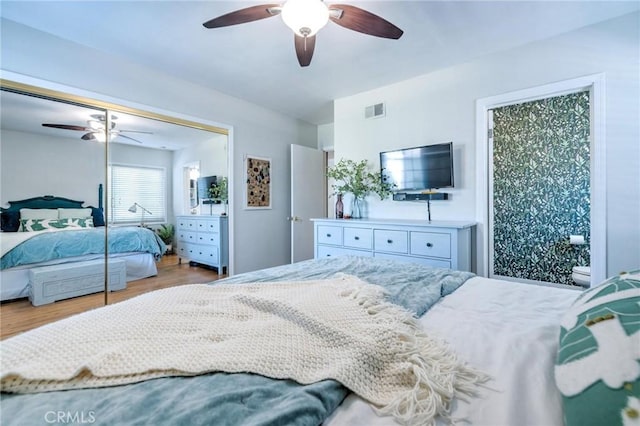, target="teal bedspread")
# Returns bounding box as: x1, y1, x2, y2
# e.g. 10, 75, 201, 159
1, 256, 474, 426
1, 227, 166, 270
